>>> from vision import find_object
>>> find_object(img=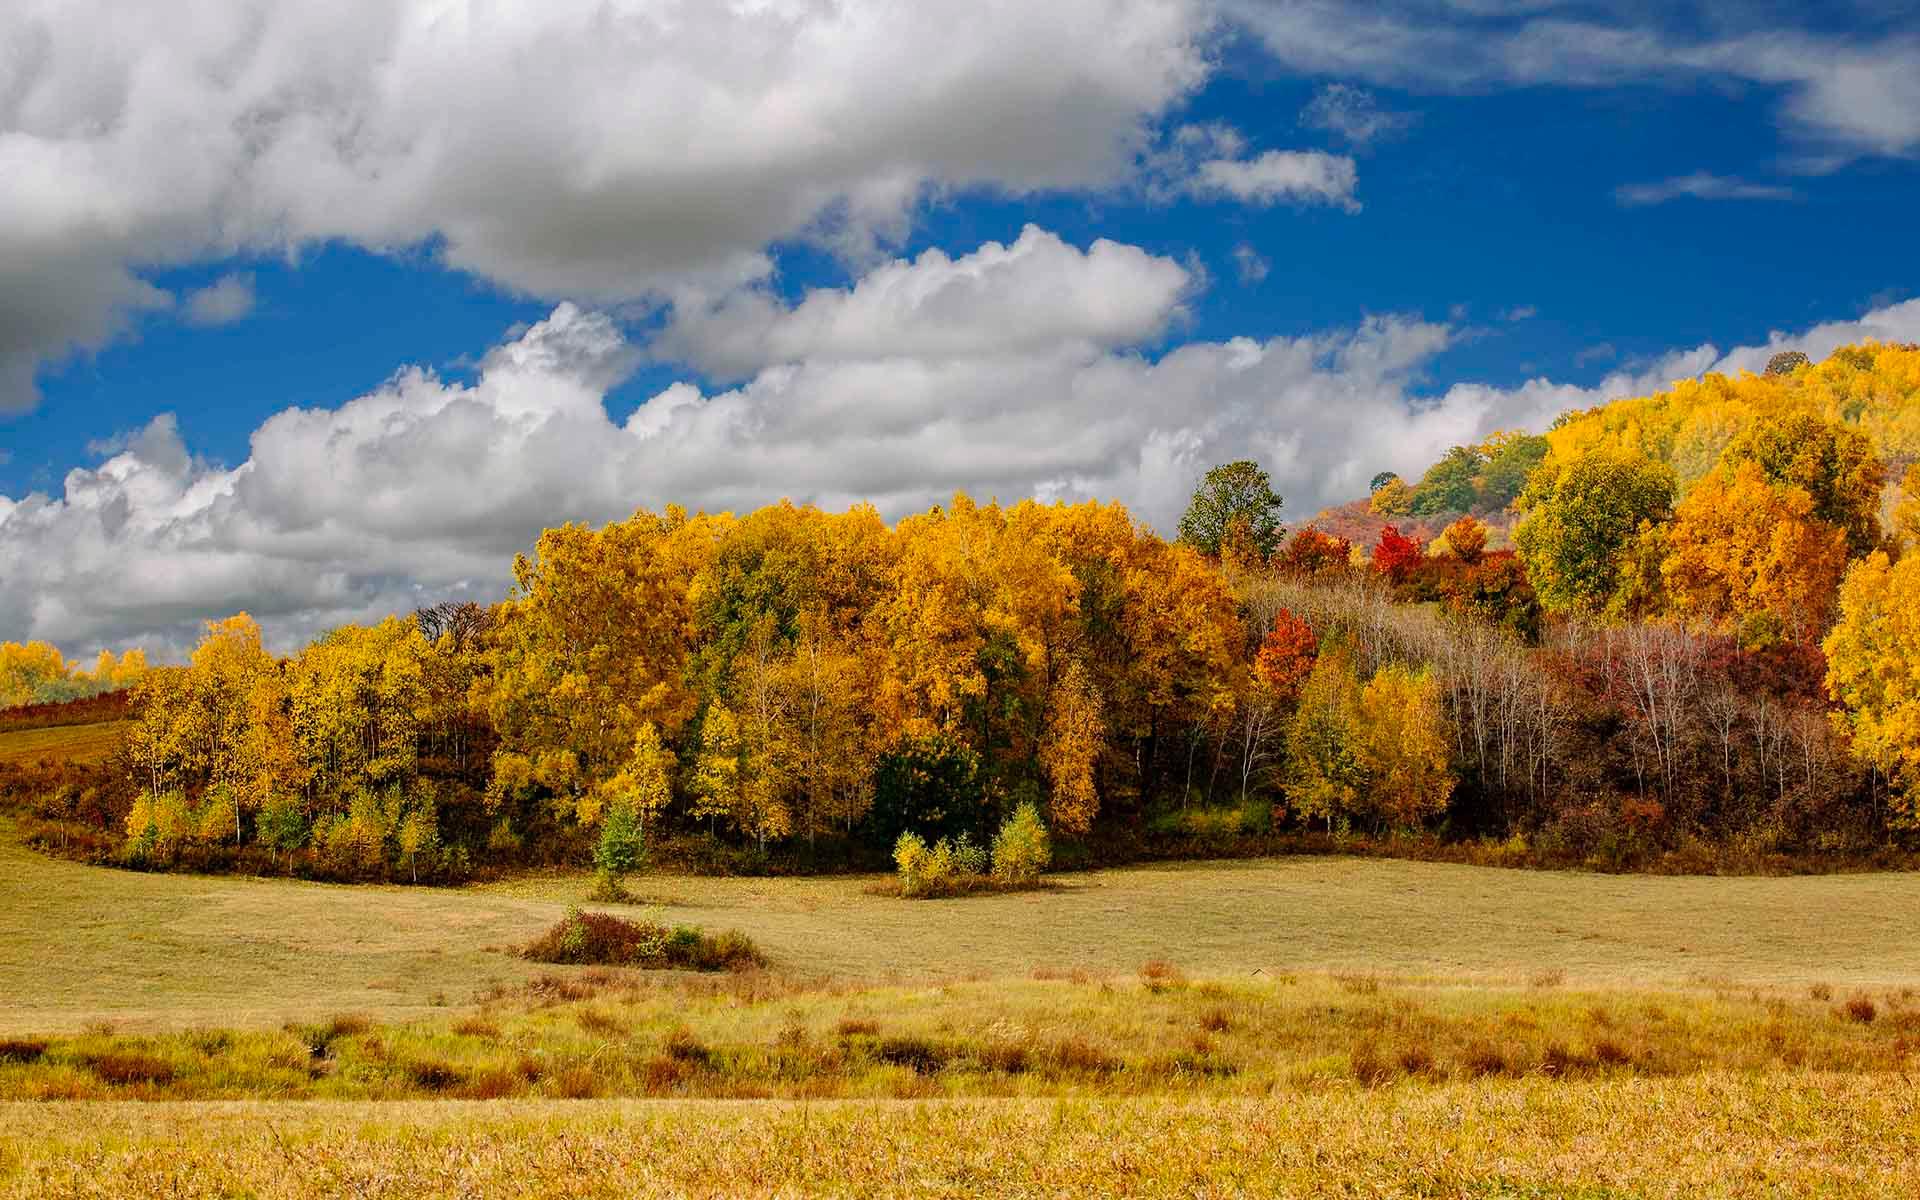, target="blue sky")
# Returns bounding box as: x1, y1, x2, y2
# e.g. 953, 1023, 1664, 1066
3, 1, 1918, 653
